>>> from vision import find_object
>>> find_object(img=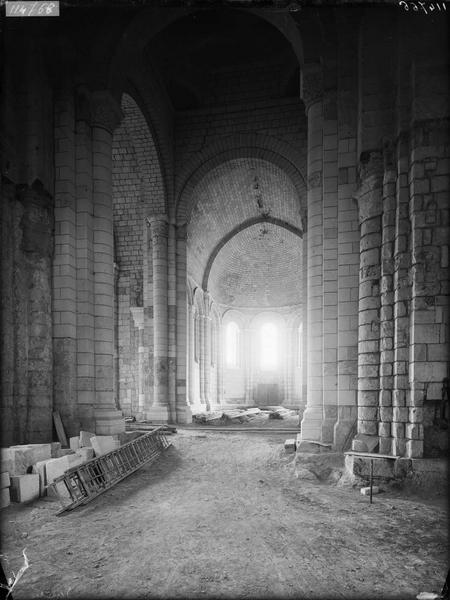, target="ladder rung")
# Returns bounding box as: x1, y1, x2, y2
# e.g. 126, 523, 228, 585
50, 428, 171, 514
